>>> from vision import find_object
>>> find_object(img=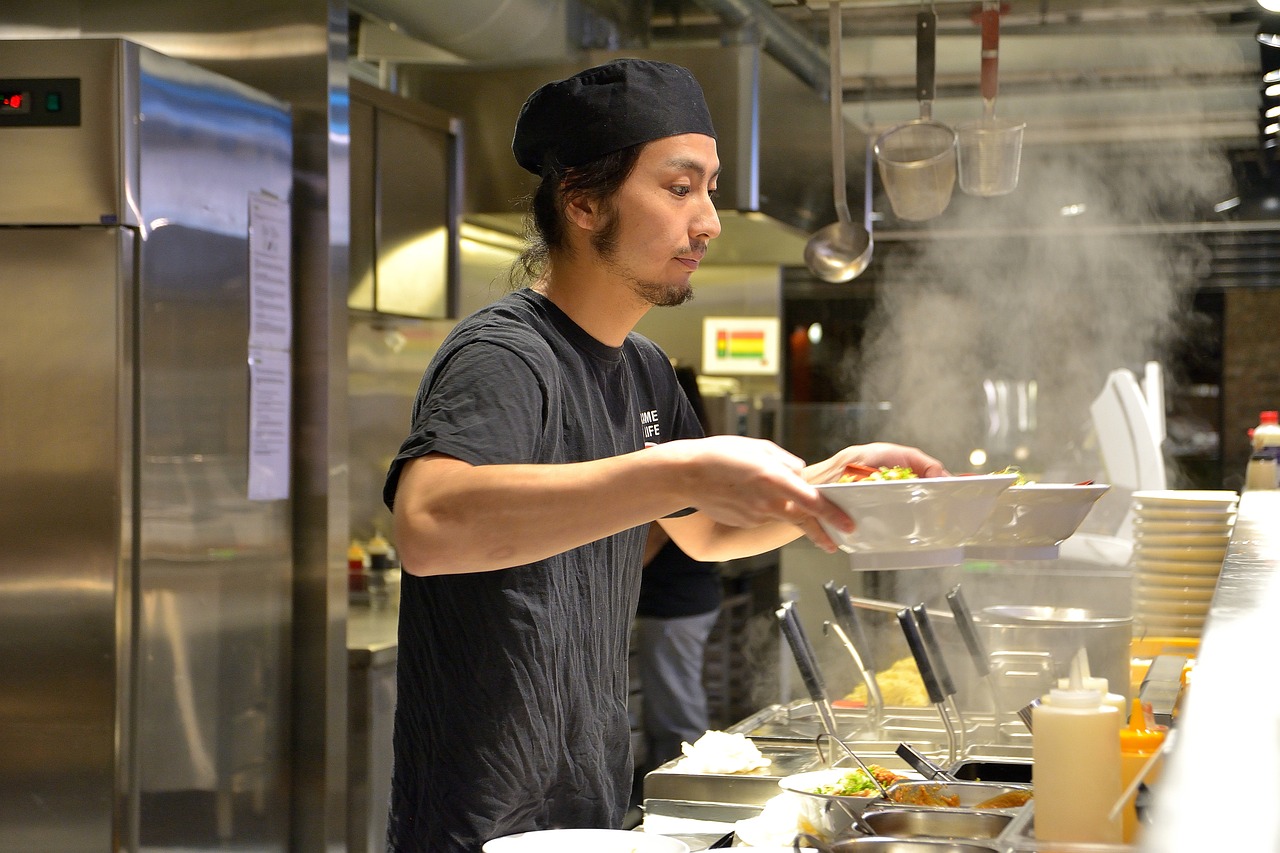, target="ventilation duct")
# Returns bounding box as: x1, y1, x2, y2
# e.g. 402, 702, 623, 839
398, 43, 858, 265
